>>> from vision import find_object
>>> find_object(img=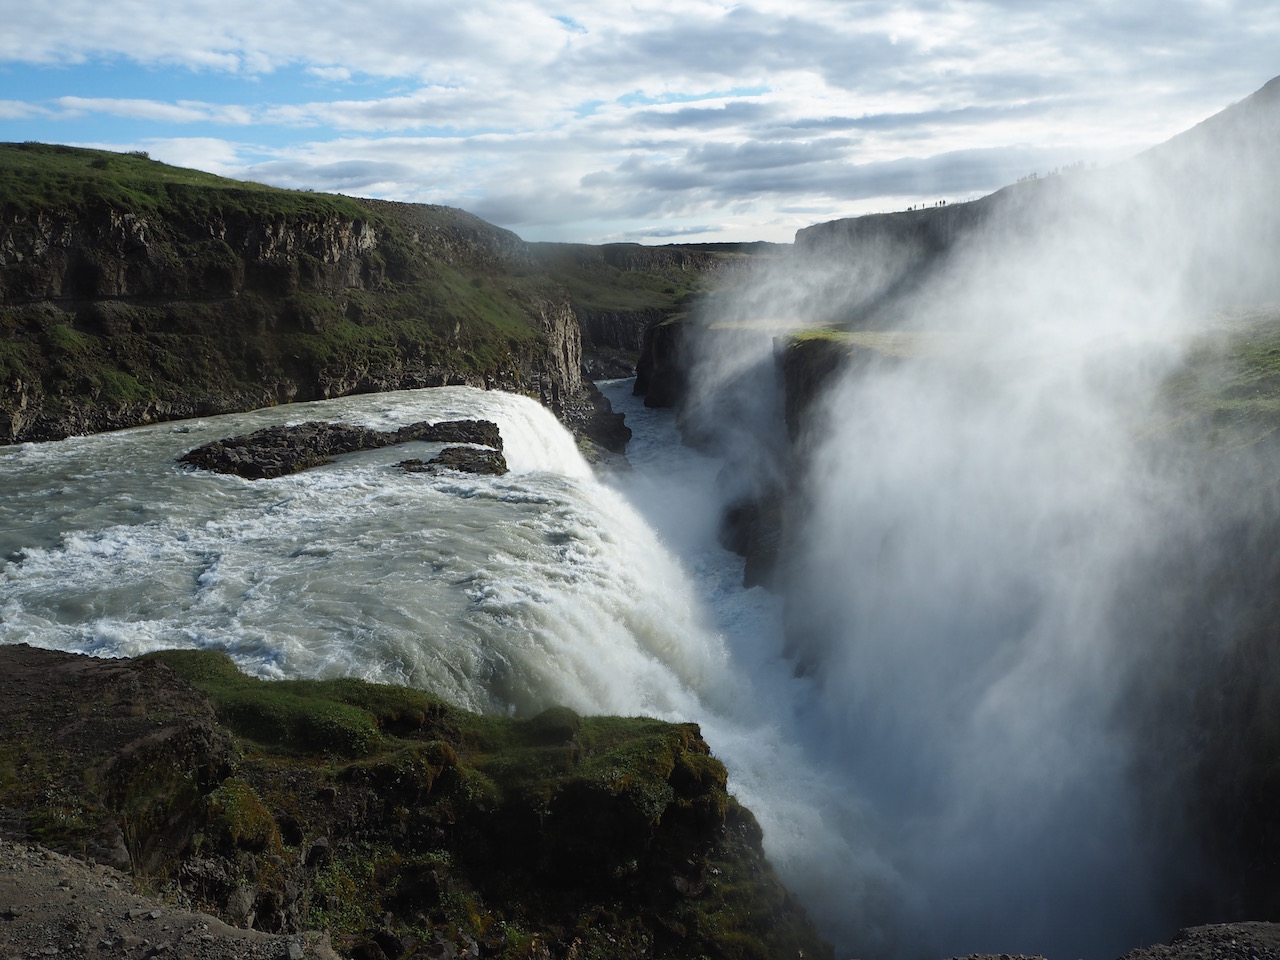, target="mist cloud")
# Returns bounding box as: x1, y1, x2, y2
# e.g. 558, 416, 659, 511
675, 80, 1280, 958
